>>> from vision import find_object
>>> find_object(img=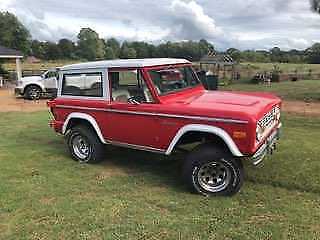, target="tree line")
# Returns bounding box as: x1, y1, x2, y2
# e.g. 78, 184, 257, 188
1, 11, 320, 64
